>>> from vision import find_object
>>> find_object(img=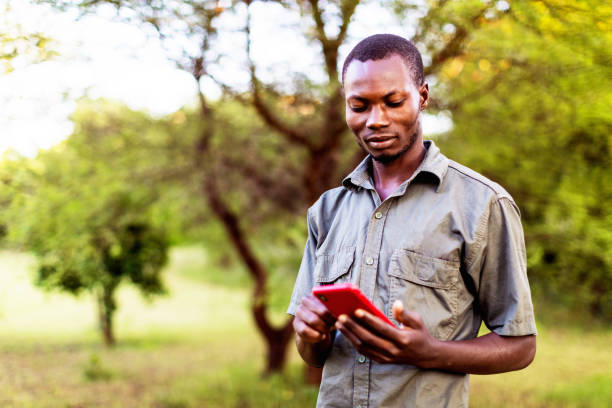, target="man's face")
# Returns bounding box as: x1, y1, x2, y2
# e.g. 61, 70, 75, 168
344, 54, 428, 163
